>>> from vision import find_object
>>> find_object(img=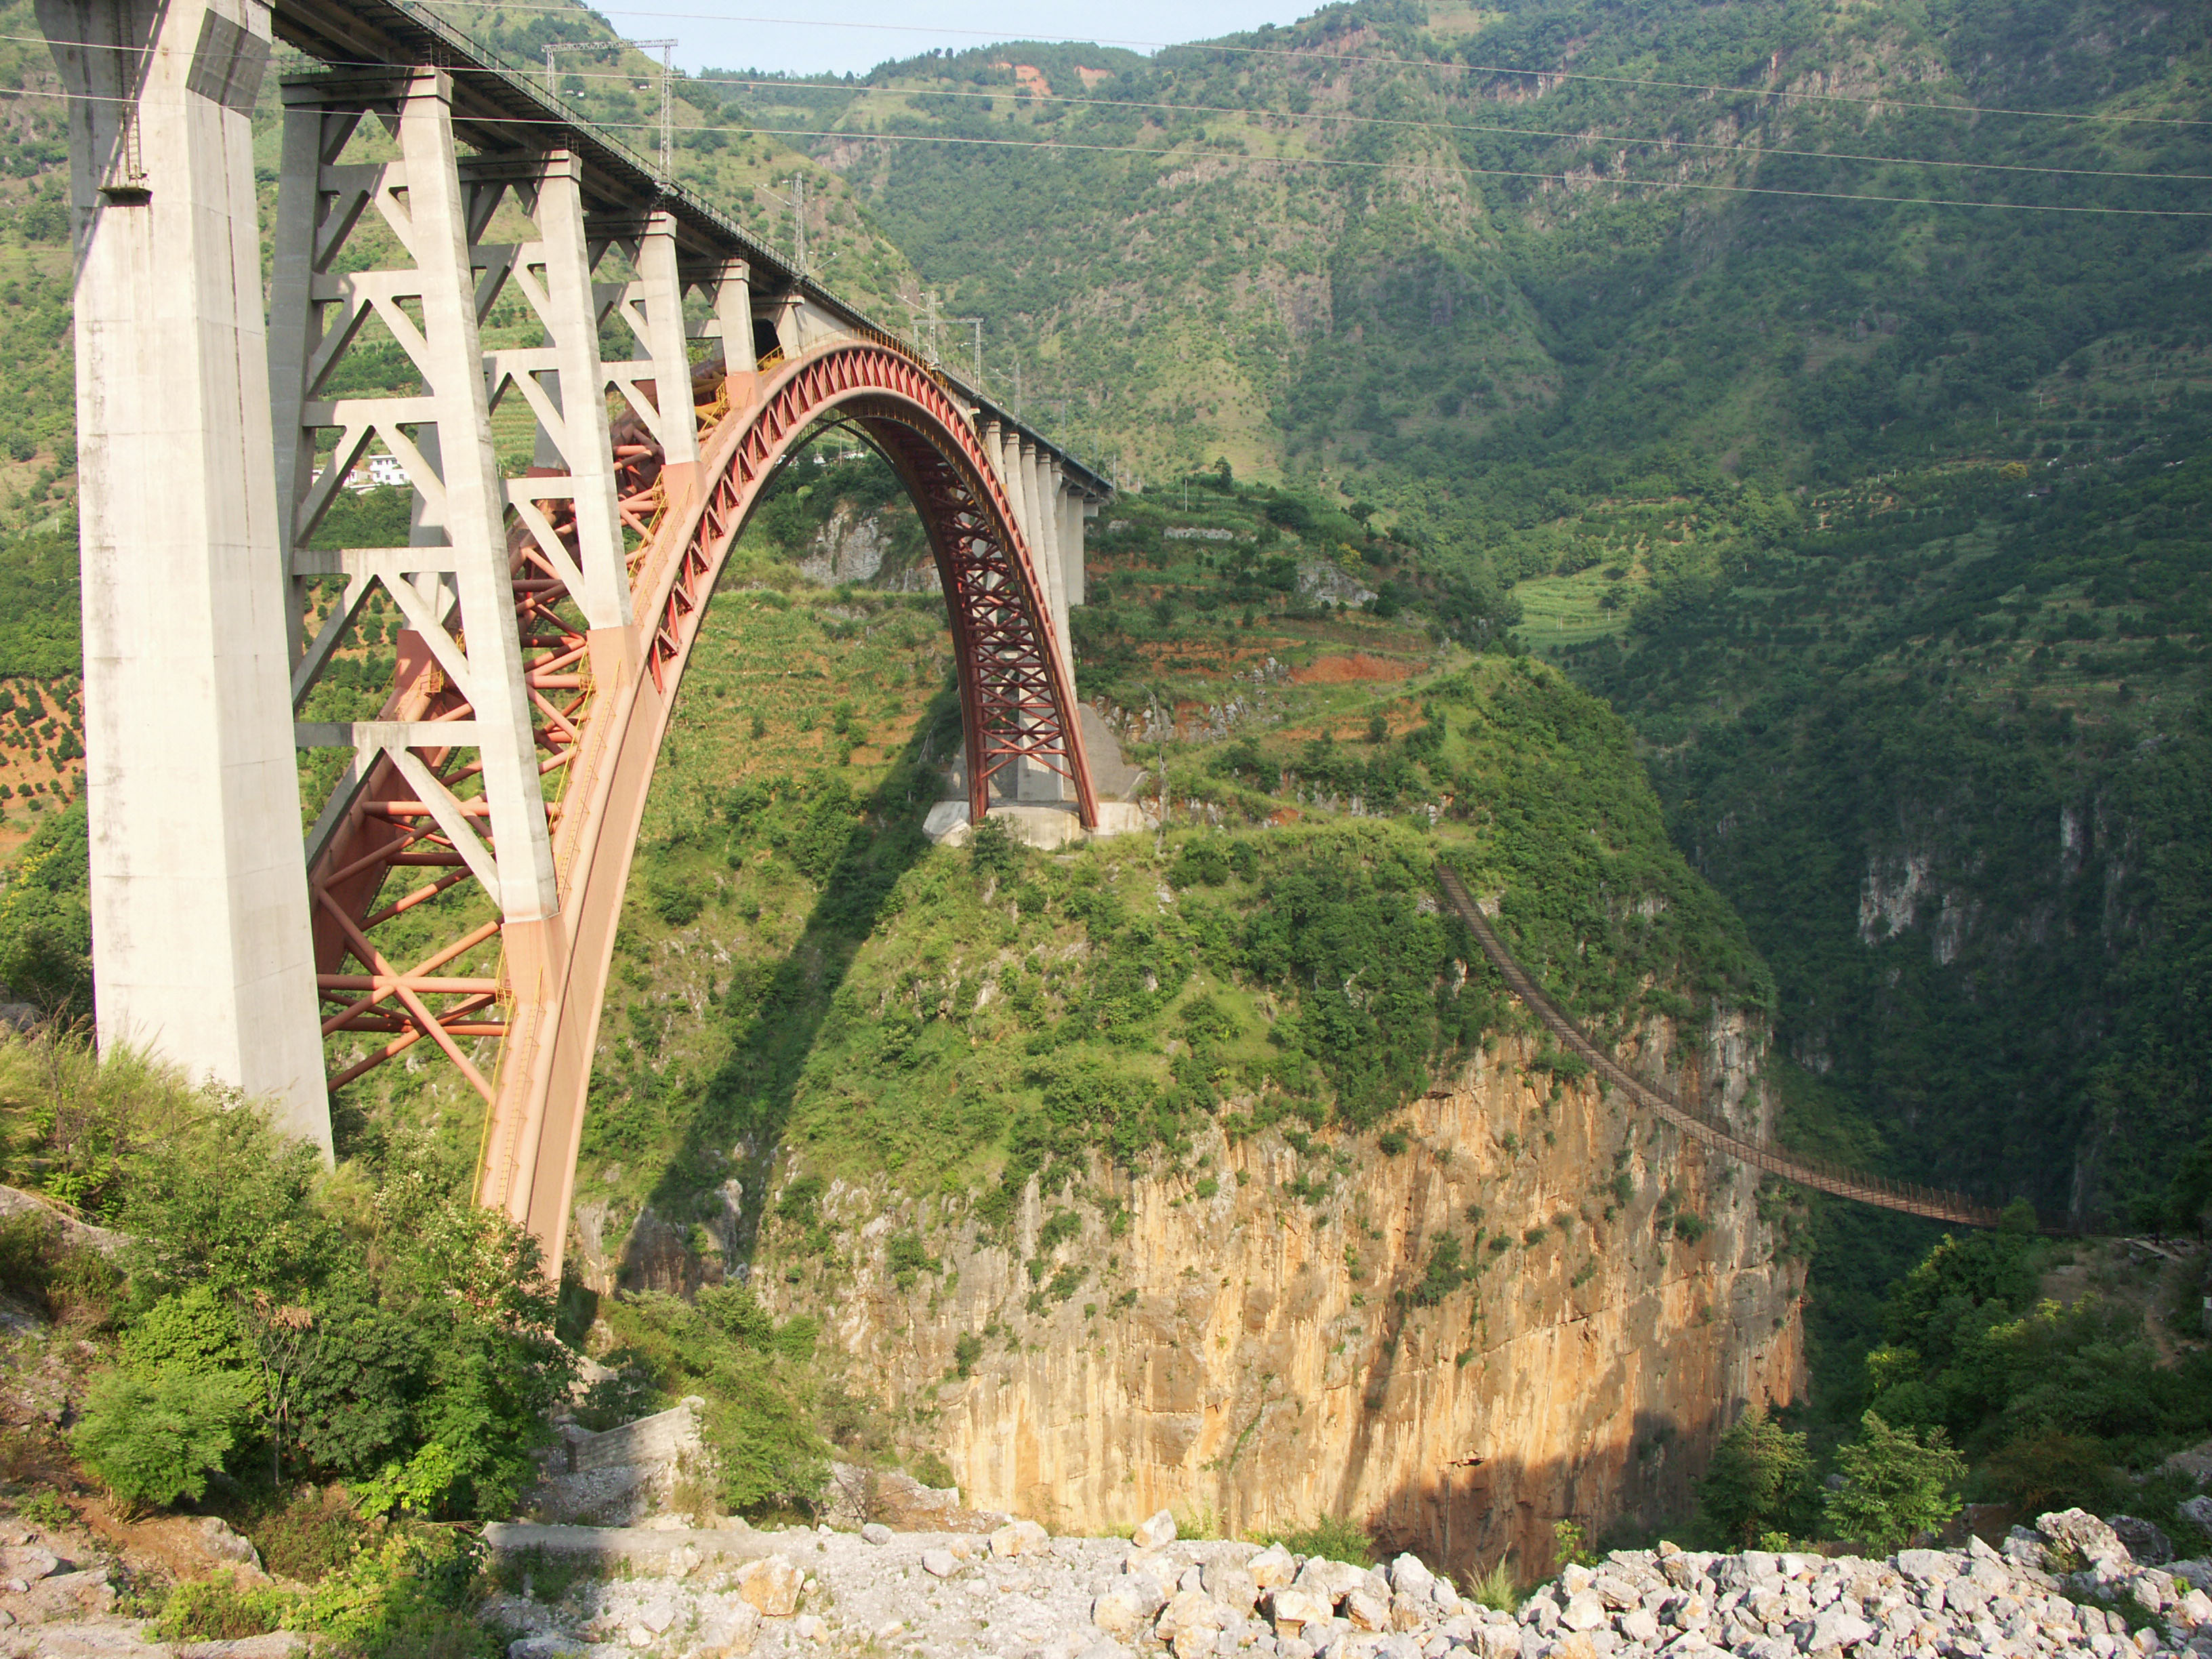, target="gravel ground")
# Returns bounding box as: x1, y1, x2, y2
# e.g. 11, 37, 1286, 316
481, 1507, 2212, 1659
